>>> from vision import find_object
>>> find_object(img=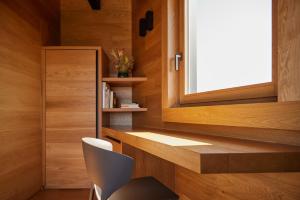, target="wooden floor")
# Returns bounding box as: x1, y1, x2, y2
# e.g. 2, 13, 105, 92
30, 189, 90, 200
